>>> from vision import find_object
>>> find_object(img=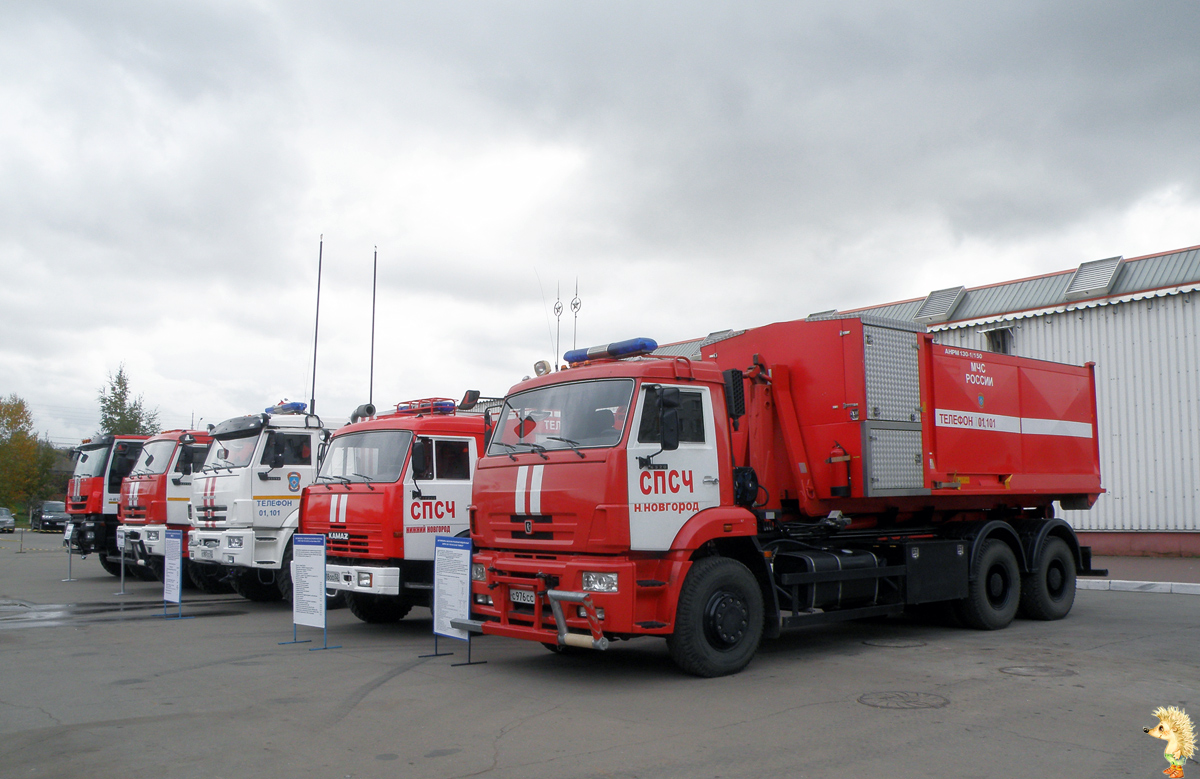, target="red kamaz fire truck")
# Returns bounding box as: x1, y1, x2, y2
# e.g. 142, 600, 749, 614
464, 315, 1106, 676
301, 395, 491, 623
115, 429, 216, 587
67, 434, 149, 576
